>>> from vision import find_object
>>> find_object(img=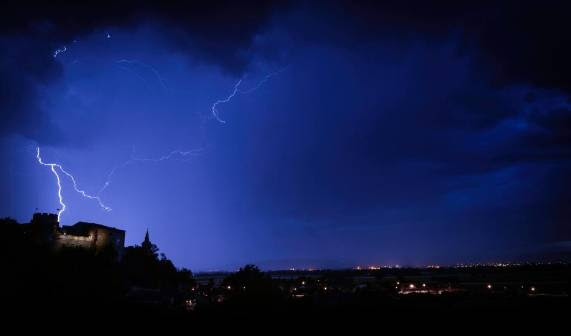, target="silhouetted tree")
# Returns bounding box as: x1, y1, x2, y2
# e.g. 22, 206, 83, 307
221, 264, 283, 309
